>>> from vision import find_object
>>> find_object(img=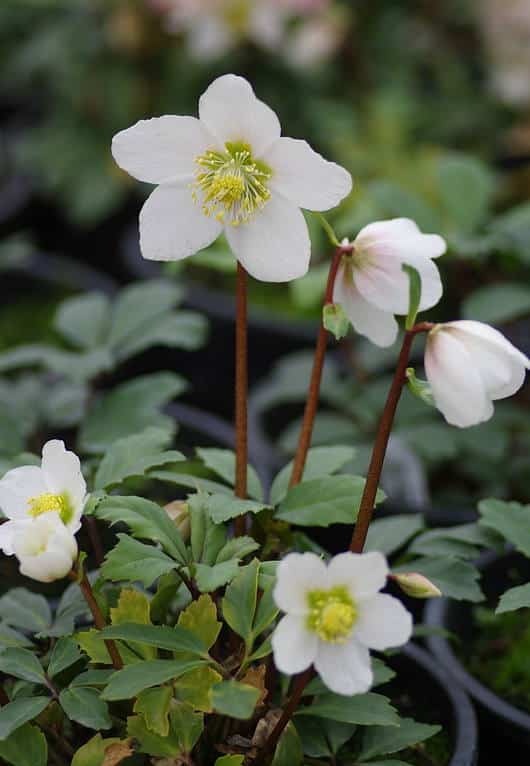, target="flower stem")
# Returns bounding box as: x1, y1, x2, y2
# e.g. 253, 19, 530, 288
349, 323, 432, 553
70, 562, 123, 670
289, 248, 345, 488
83, 516, 104, 568
234, 262, 248, 537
